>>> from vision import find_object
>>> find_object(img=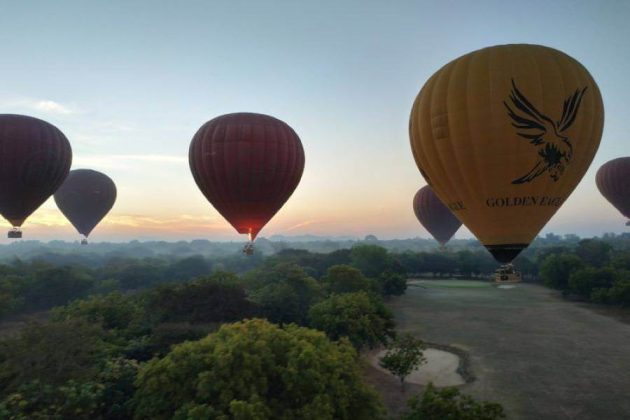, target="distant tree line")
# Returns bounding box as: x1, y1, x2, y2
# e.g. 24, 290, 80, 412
537, 238, 630, 306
